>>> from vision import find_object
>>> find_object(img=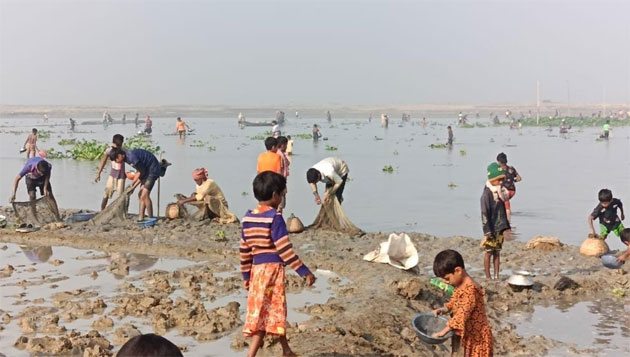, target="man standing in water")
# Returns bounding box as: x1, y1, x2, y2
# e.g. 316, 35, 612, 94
9, 157, 61, 222
312, 124, 322, 141
174, 117, 191, 138
446, 126, 454, 146
306, 157, 349, 205
496, 152, 522, 224
109, 148, 161, 221
144, 115, 153, 134
134, 113, 139, 128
